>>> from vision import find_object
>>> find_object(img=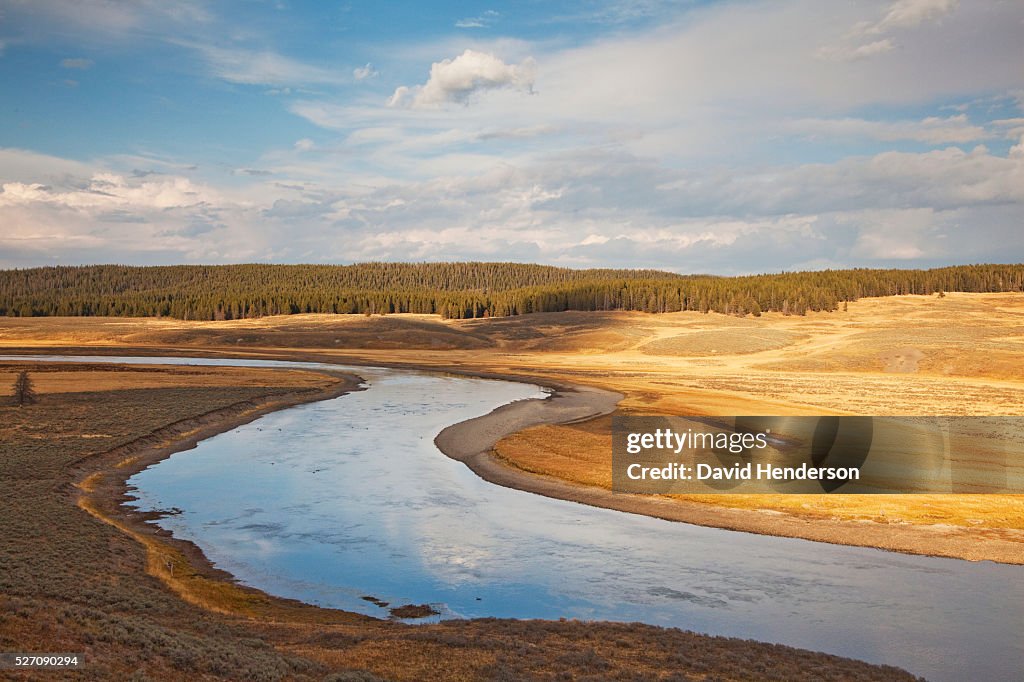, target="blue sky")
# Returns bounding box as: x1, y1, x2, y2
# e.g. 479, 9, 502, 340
1, 0, 1022, 273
